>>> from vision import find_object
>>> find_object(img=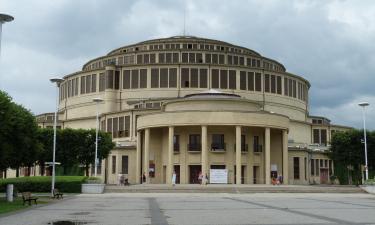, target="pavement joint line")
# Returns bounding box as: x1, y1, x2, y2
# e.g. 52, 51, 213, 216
148, 198, 169, 225
225, 197, 360, 225
296, 197, 375, 208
